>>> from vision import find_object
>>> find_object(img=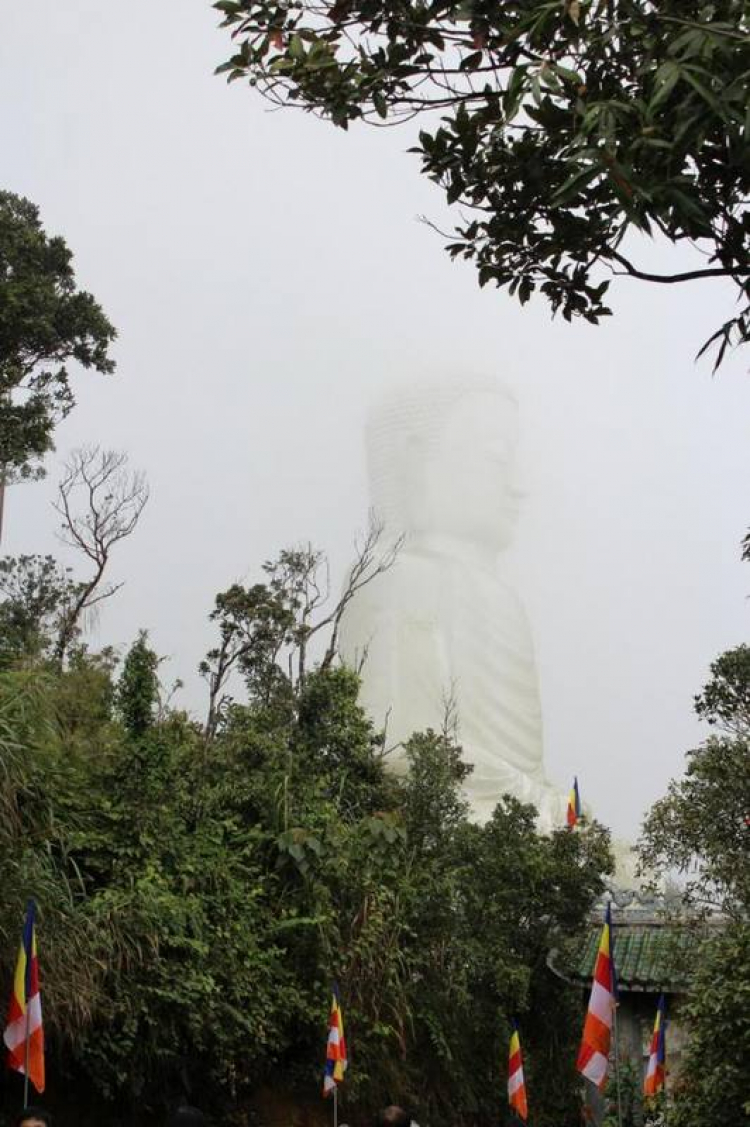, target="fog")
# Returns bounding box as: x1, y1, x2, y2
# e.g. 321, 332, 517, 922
2, 0, 749, 839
